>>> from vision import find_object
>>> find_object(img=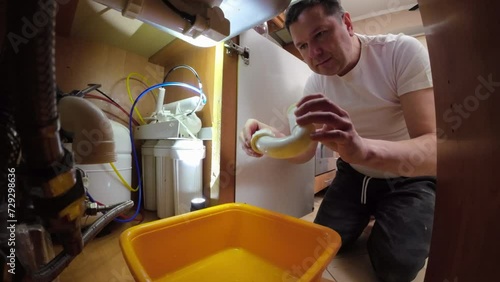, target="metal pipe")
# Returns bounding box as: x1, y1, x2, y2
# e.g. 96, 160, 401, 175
29, 200, 134, 282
